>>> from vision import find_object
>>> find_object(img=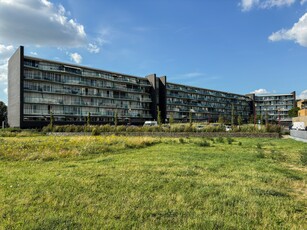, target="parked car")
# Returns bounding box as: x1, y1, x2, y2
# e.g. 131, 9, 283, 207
143, 121, 158, 126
